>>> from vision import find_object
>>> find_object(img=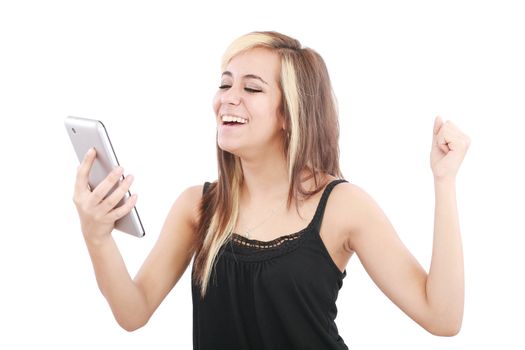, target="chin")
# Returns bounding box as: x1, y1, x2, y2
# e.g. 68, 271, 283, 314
217, 141, 242, 157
